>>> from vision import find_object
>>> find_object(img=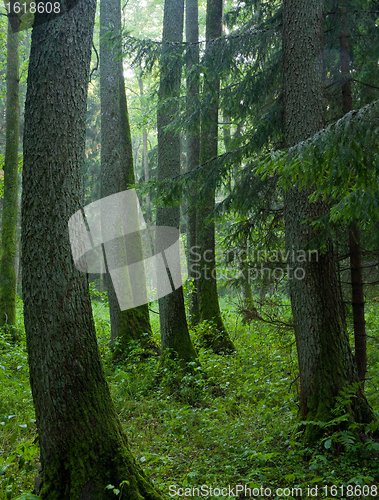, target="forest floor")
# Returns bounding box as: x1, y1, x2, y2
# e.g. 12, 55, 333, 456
0, 293, 379, 500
